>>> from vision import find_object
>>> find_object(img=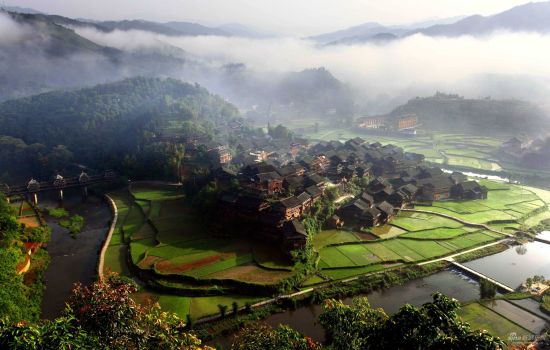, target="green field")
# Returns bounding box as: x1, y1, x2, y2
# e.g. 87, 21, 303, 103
458, 302, 533, 344
104, 184, 296, 319
415, 184, 548, 225
316, 182, 550, 281
294, 125, 541, 175
313, 229, 360, 248
104, 181, 550, 319
130, 184, 185, 201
